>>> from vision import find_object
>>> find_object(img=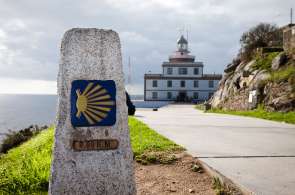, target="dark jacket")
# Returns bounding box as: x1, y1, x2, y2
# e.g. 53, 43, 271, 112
126, 92, 136, 115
